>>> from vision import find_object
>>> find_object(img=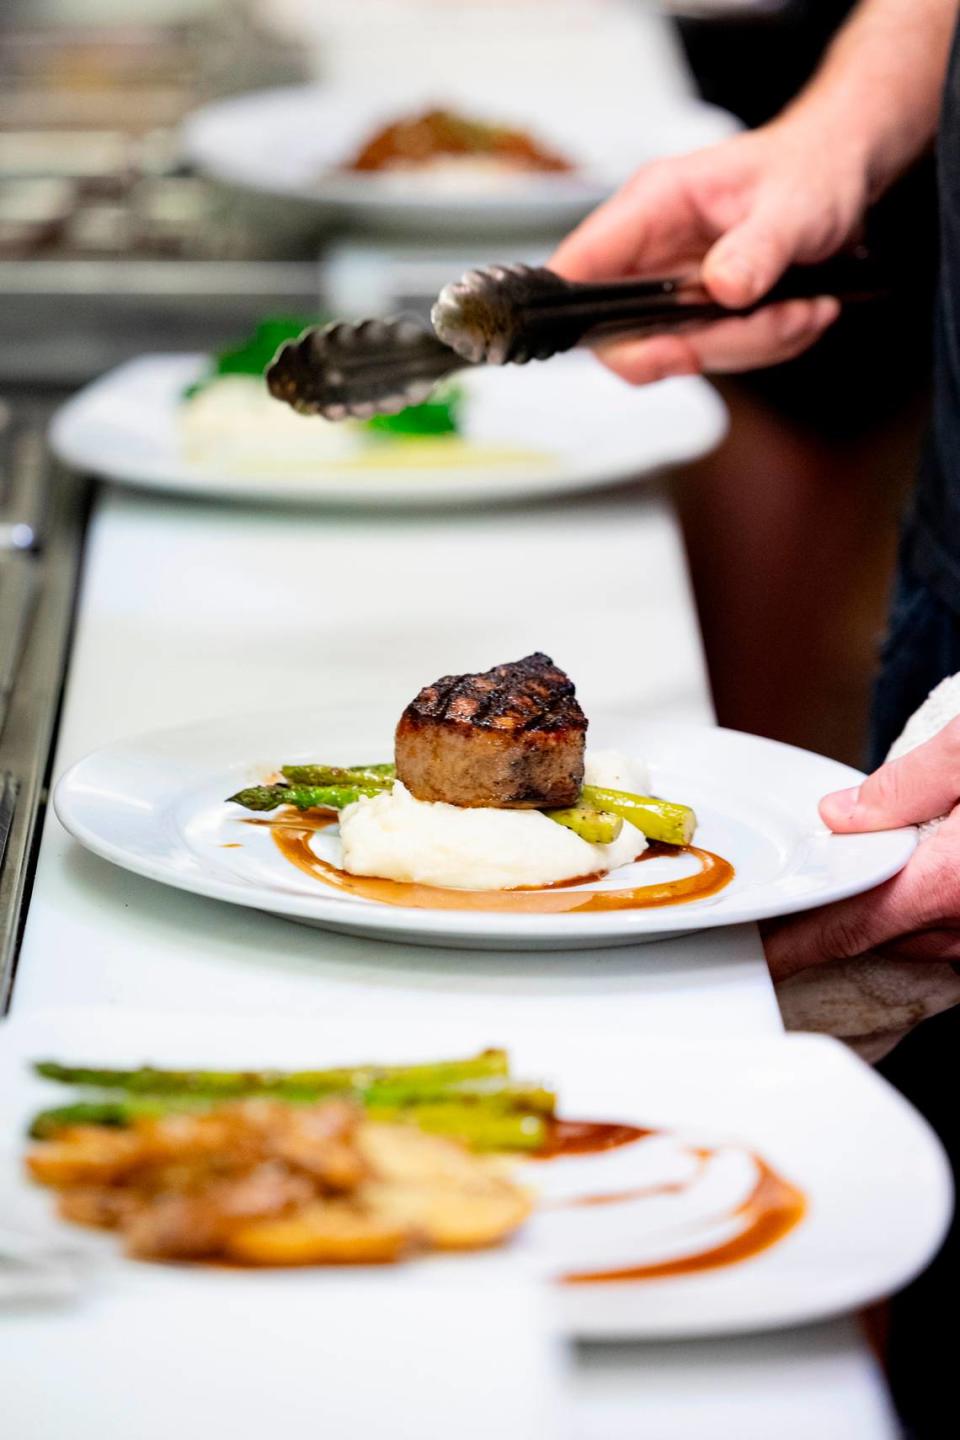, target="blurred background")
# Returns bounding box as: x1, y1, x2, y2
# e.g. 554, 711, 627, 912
0, 0, 936, 770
